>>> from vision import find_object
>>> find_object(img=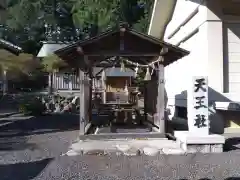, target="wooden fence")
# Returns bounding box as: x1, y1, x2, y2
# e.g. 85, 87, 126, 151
52, 72, 103, 91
